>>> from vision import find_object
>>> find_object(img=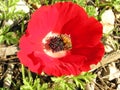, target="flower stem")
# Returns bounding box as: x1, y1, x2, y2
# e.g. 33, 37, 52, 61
21, 64, 25, 80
